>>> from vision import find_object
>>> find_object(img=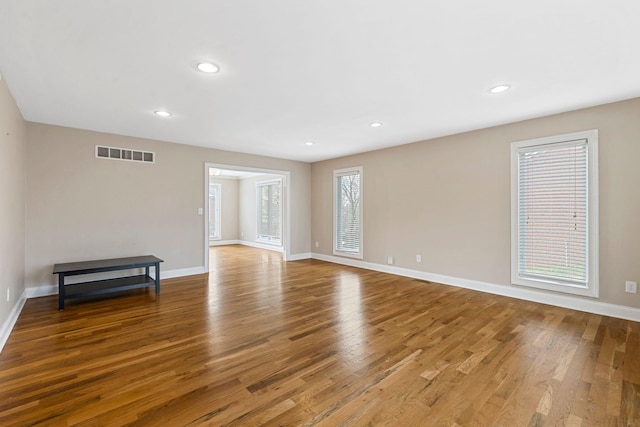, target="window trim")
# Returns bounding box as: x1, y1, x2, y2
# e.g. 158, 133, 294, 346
255, 178, 283, 246
510, 129, 599, 297
333, 166, 363, 259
